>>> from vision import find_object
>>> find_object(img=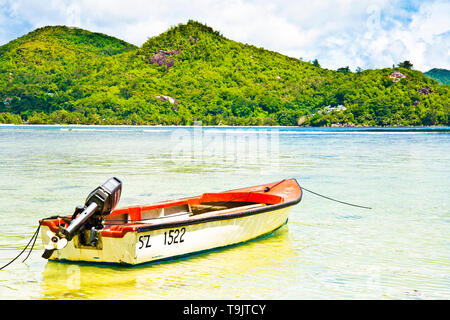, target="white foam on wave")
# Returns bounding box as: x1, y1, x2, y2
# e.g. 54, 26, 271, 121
203, 129, 439, 135
60, 128, 118, 132
143, 129, 172, 133
57, 127, 446, 135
